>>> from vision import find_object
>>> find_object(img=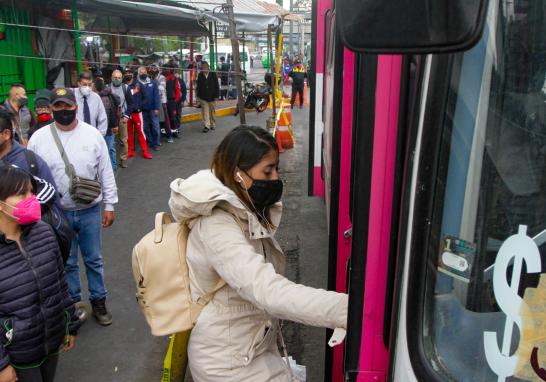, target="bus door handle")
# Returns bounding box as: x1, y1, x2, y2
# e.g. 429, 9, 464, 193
344, 227, 353, 243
